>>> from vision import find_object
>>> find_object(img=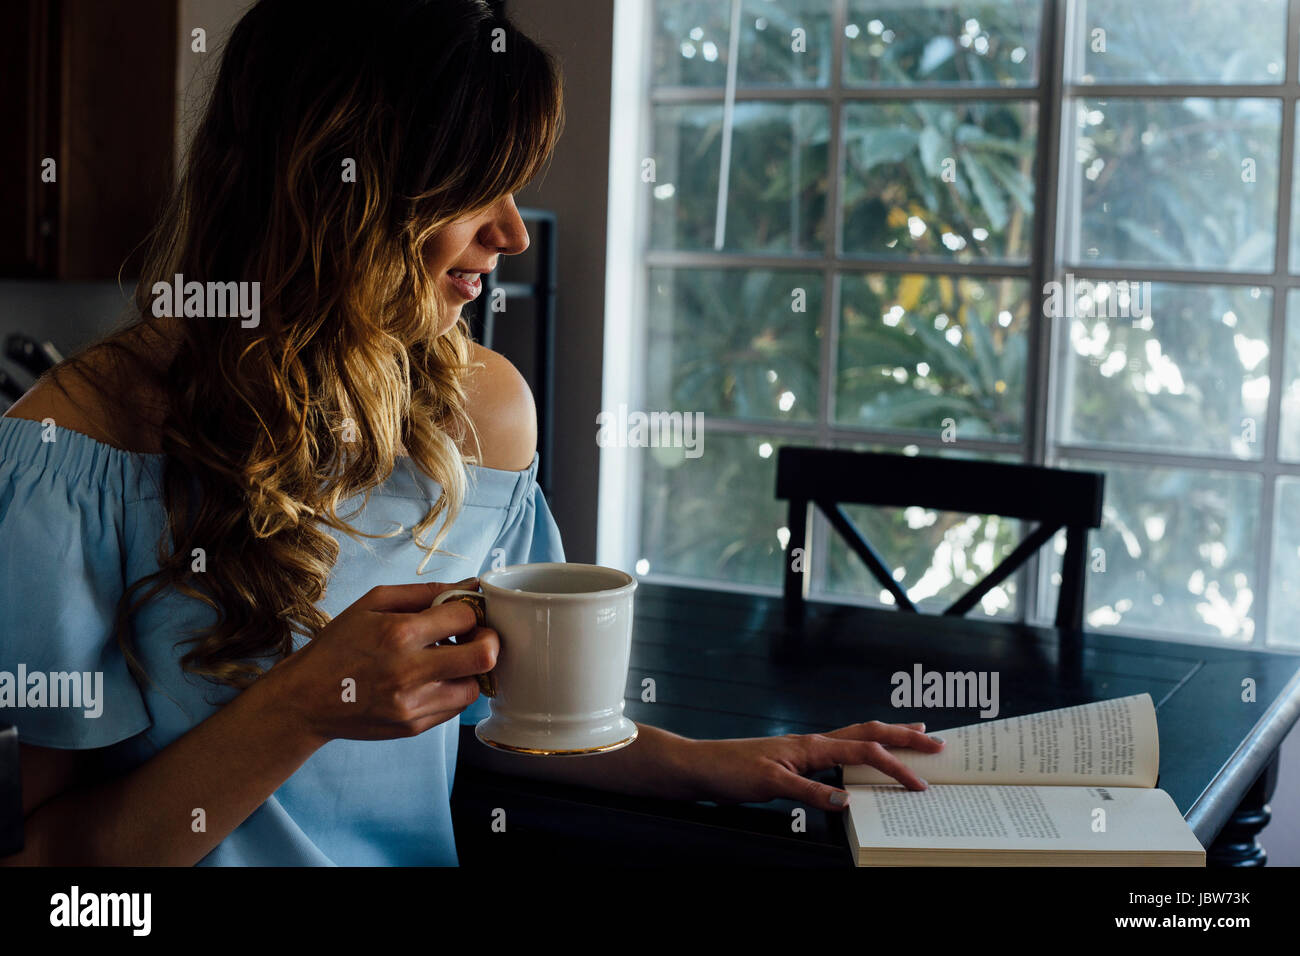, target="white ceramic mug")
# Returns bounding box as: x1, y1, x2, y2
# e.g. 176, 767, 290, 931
431, 562, 638, 756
